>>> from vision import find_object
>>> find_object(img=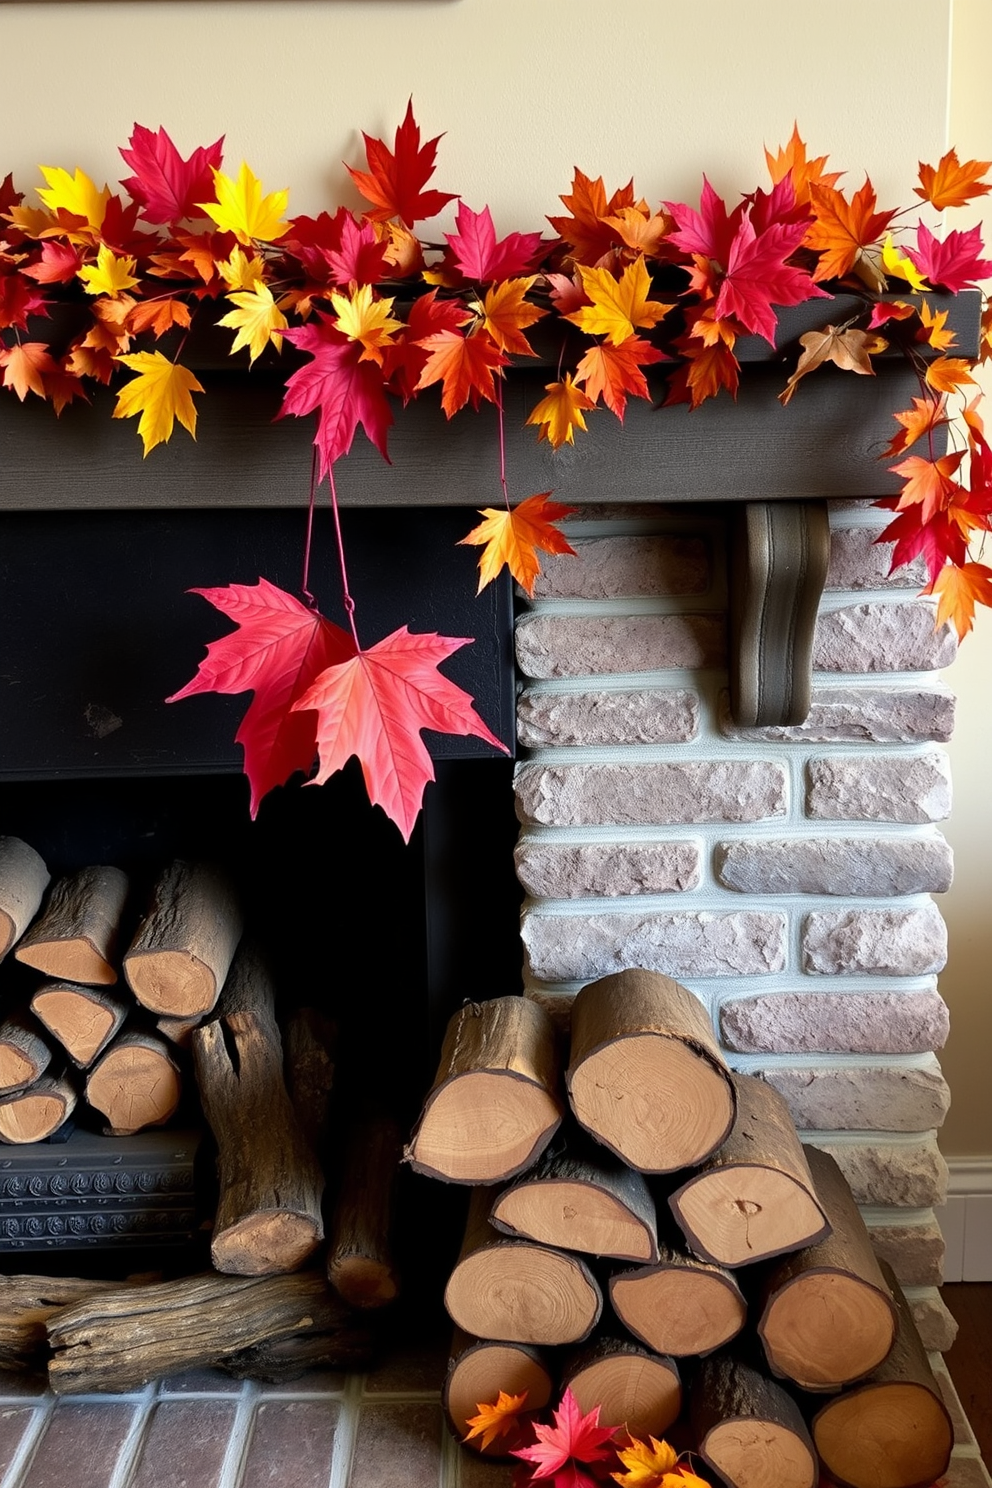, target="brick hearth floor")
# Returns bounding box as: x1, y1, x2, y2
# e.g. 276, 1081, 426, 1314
0, 1342, 985, 1488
